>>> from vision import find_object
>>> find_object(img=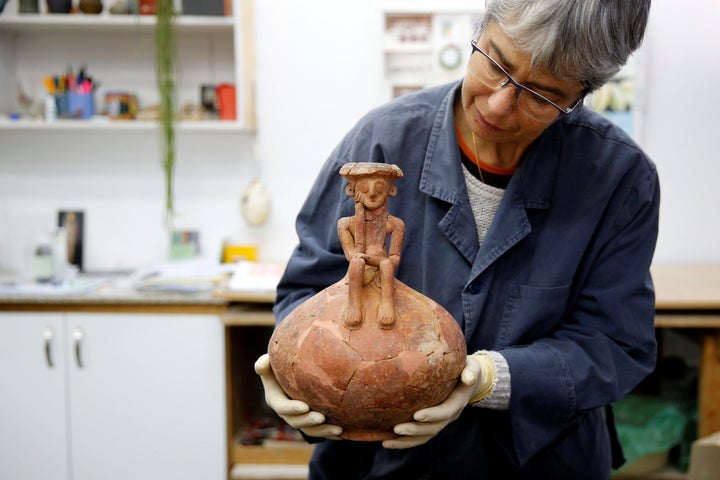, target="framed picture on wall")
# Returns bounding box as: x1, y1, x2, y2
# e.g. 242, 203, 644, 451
382, 7, 484, 99
58, 210, 84, 272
